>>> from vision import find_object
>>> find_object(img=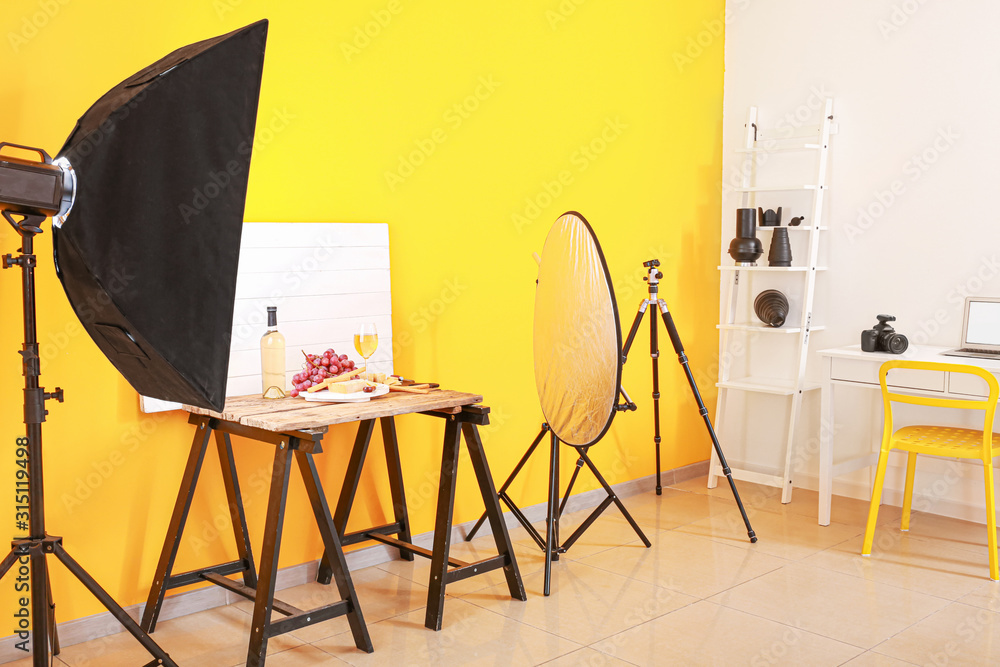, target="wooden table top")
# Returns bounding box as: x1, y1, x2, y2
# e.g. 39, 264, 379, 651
186, 389, 484, 433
